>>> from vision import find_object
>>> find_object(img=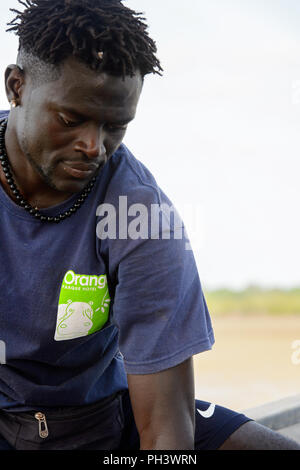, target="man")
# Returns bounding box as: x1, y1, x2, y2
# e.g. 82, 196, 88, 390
0, 0, 298, 451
